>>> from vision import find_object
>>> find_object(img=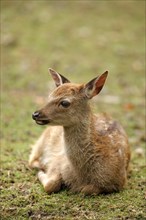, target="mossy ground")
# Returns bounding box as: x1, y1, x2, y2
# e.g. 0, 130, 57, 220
1, 1, 145, 219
